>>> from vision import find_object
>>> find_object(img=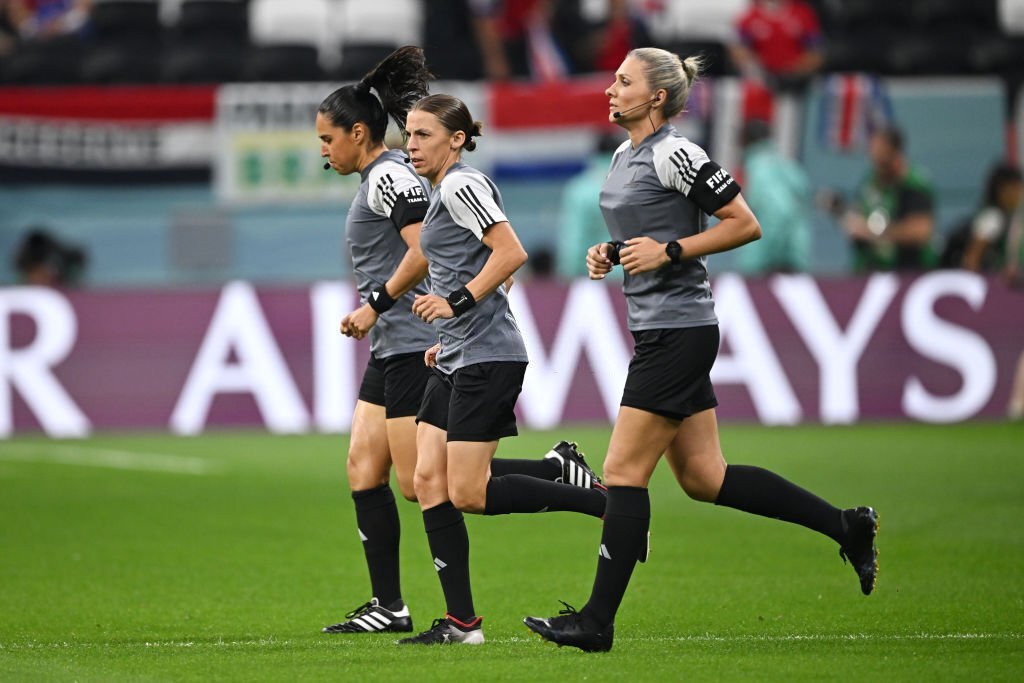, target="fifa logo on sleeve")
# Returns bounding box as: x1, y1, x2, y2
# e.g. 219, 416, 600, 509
706, 168, 734, 195
405, 185, 429, 204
